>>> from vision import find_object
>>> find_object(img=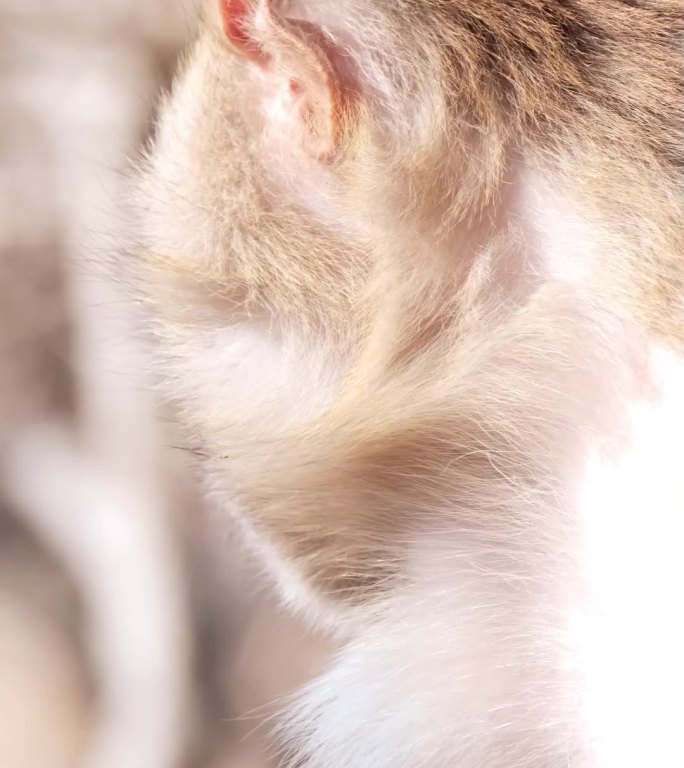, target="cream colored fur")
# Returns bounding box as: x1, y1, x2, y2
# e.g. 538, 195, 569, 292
133, 1, 684, 765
